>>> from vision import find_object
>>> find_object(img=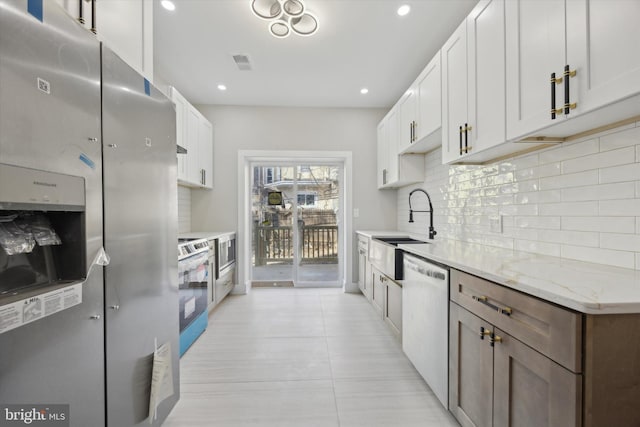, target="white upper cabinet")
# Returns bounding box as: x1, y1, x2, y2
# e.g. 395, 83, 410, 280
170, 87, 213, 189
398, 91, 418, 153
467, 0, 506, 155
198, 118, 213, 189
55, 0, 153, 81
566, 0, 640, 115
507, 0, 640, 142
441, 20, 470, 164
505, 0, 566, 141
400, 52, 443, 155
415, 53, 442, 146
377, 107, 424, 190
443, 0, 506, 164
